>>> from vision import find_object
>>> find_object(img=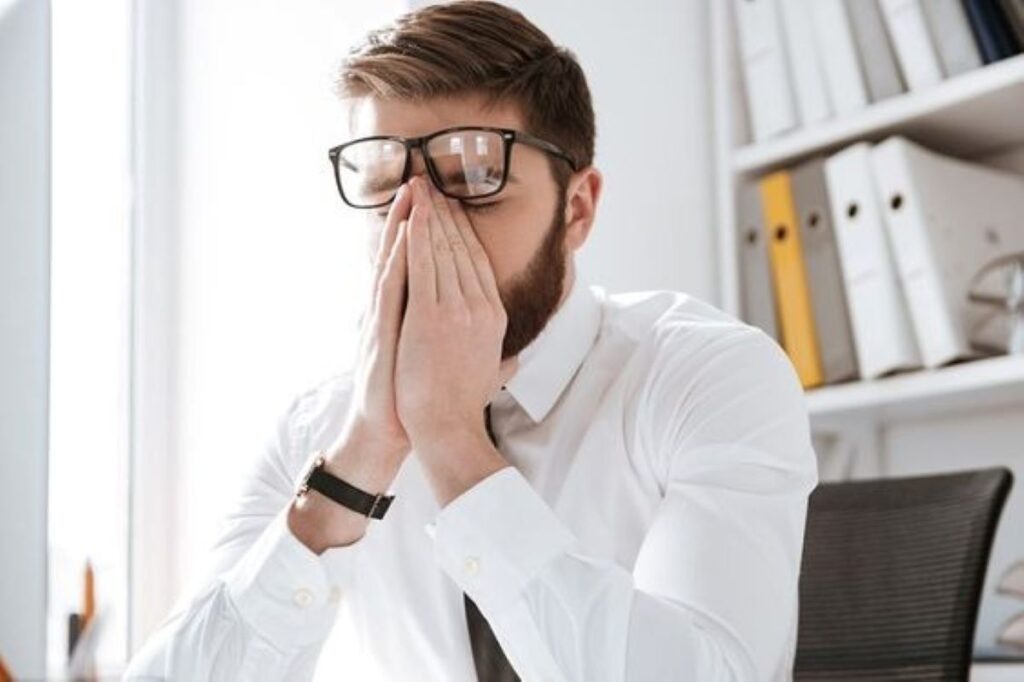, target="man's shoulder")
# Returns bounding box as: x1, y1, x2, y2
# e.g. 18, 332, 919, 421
595, 286, 765, 354
590, 285, 790, 409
